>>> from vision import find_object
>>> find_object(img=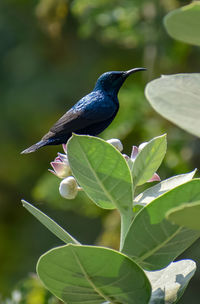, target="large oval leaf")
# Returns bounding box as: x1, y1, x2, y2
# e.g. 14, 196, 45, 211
164, 2, 200, 46
37, 244, 151, 304
122, 179, 200, 270
145, 74, 200, 138
67, 134, 133, 210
